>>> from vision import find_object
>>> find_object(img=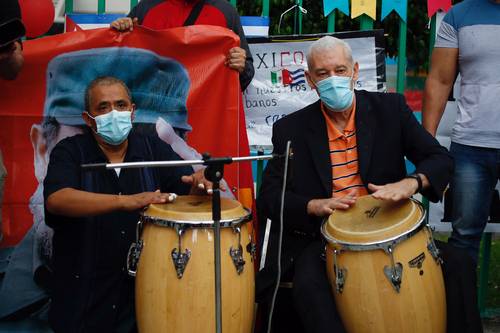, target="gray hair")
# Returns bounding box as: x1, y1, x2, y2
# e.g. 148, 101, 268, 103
306, 36, 354, 68
84, 76, 132, 112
